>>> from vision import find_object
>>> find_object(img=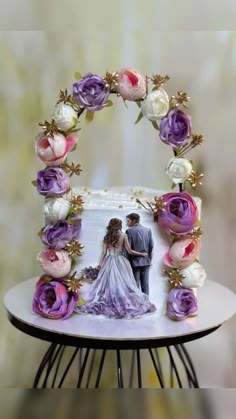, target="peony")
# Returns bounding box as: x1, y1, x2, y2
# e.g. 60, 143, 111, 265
43, 194, 71, 224
160, 109, 192, 148
116, 68, 146, 101
158, 192, 198, 235
32, 275, 78, 319
165, 157, 192, 184
181, 261, 207, 288
141, 87, 169, 120
36, 167, 70, 197
163, 236, 200, 269
41, 220, 81, 249
35, 132, 77, 166
37, 249, 71, 278
52, 103, 78, 131
72, 73, 110, 111
167, 287, 198, 320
